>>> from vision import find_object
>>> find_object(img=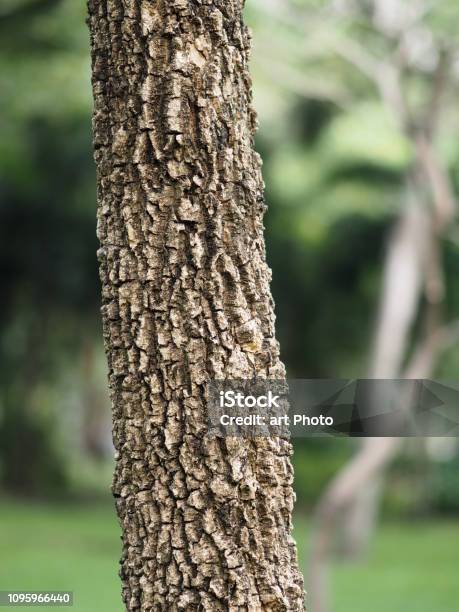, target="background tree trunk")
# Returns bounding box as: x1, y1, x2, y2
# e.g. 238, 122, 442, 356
87, 1, 305, 610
